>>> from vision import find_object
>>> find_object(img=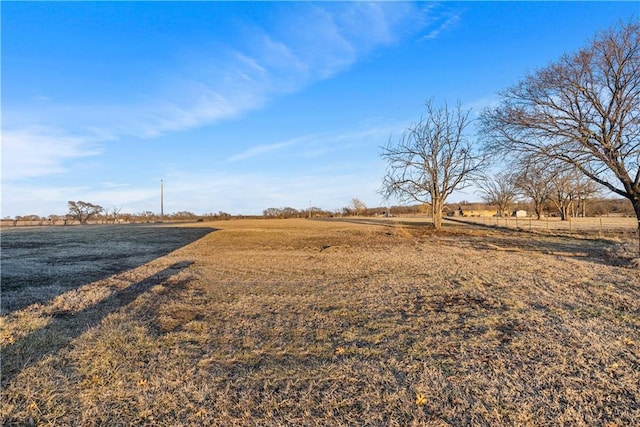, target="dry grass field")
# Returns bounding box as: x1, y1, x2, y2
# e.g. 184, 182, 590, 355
1, 219, 639, 426
446, 216, 638, 236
